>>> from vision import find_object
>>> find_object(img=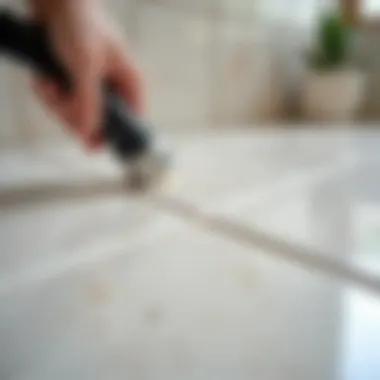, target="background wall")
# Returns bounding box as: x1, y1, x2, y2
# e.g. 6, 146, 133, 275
0, 0, 330, 146
354, 22, 380, 120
